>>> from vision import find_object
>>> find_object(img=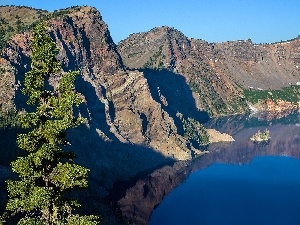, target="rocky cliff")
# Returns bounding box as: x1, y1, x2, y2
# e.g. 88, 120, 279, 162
118, 27, 248, 116
0, 7, 208, 224
118, 27, 300, 116
0, 5, 298, 176
0, 6, 212, 189
214, 39, 300, 89
0, 5, 299, 179
0, 5, 299, 224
